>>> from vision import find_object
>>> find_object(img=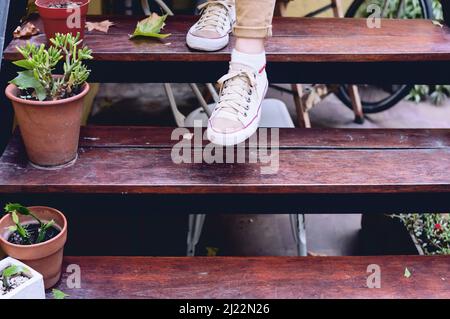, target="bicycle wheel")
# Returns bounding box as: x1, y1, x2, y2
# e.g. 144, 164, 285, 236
335, 0, 434, 114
